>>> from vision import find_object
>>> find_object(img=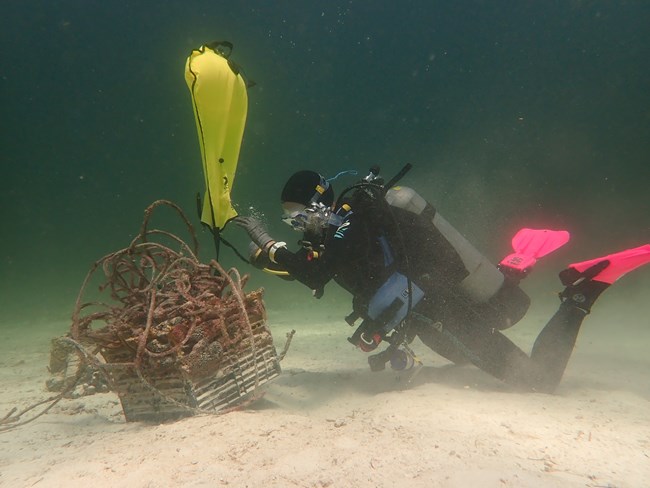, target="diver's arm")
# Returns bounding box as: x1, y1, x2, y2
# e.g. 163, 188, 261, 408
234, 215, 335, 289
271, 246, 333, 290
248, 242, 295, 281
